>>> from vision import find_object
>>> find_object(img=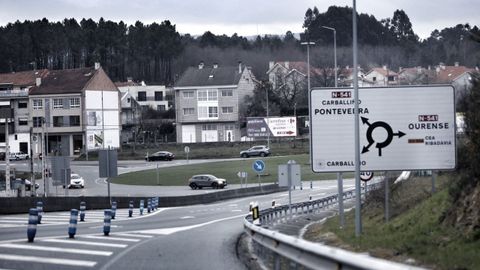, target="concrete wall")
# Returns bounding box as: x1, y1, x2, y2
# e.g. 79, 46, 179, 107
0, 184, 286, 214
